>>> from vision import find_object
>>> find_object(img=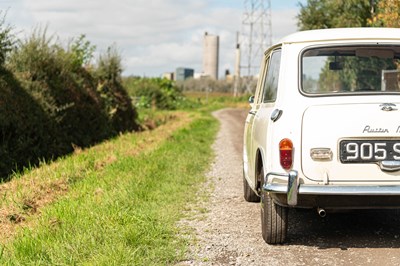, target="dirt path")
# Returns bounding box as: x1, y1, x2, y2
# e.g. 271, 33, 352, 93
179, 108, 400, 266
